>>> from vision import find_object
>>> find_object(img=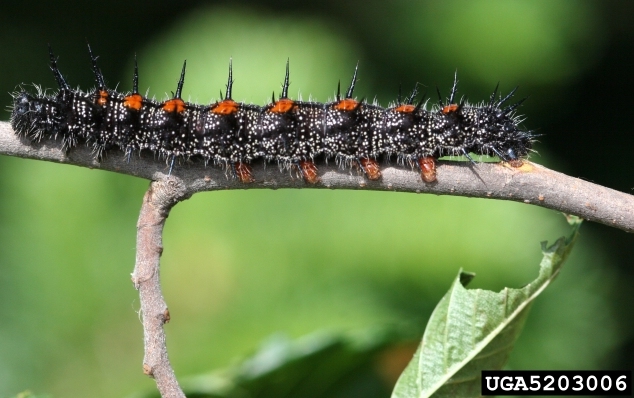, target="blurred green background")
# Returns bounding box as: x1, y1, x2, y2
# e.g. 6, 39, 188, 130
0, 1, 632, 397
